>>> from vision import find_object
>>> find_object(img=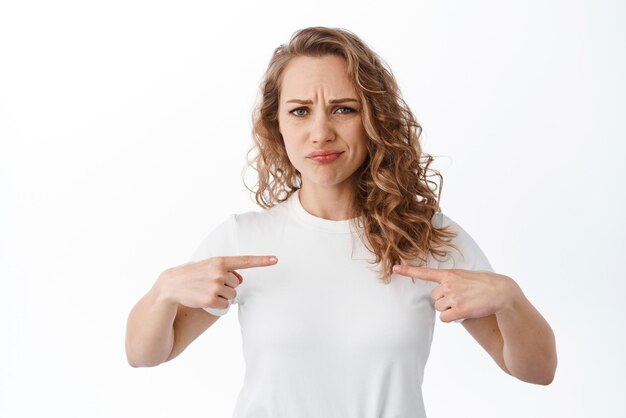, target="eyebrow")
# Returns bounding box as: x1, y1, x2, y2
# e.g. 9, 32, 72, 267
285, 98, 360, 104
